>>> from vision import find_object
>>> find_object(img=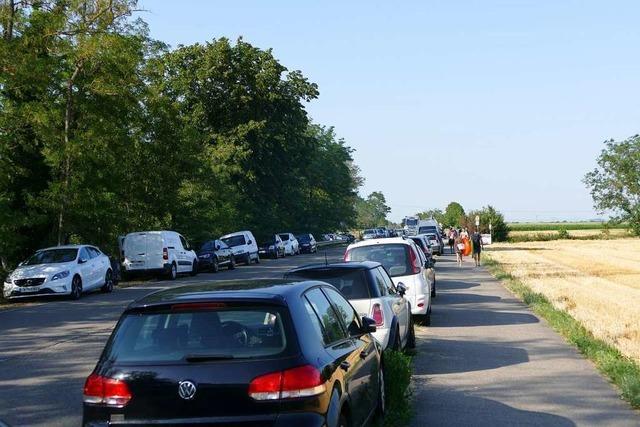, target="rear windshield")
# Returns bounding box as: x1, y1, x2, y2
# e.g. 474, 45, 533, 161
200, 241, 216, 251
104, 306, 289, 363
125, 233, 162, 254
346, 244, 412, 277
418, 226, 438, 234
278, 234, 290, 241
222, 235, 246, 247
287, 269, 370, 299
24, 248, 78, 265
